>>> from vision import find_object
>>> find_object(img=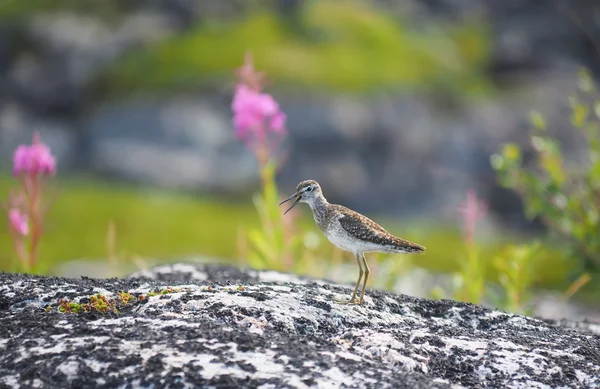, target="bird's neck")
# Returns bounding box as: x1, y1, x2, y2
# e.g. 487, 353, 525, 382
308, 195, 329, 221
